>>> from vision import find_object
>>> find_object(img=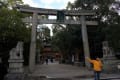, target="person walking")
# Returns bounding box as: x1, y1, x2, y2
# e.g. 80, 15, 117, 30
45, 58, 48, 65
86, 57, 103, 80
50, 57, 53, 63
